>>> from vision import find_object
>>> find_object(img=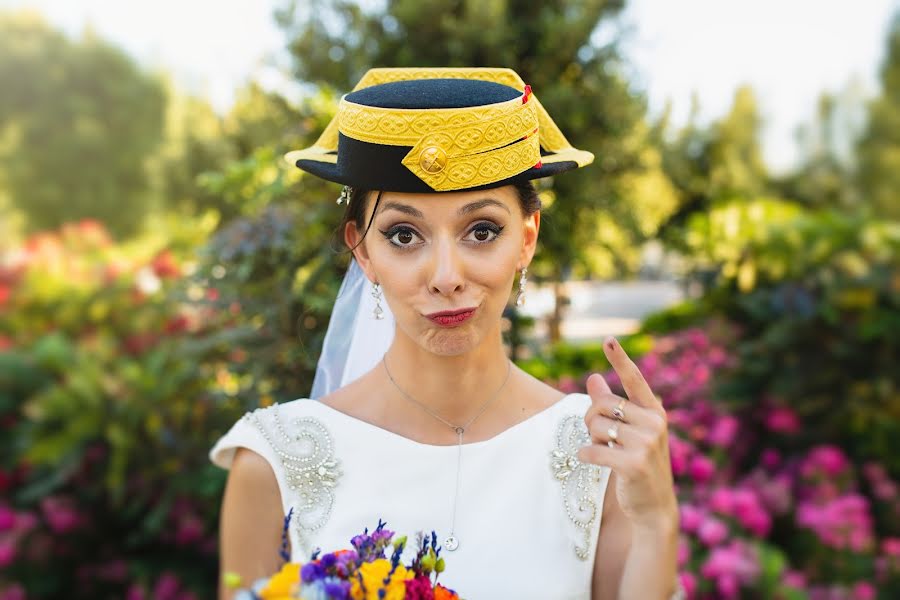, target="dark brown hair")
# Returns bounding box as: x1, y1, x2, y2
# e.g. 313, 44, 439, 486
339, 181, 542, 253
